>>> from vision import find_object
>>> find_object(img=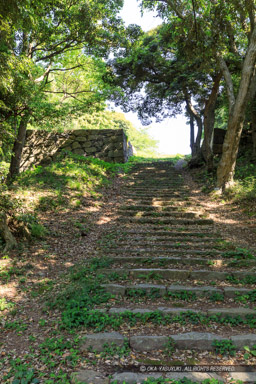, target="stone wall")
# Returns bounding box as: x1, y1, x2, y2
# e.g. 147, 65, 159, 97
213, 128, 253, 155
20, 129, 131, 171
213, 128, 226, 155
